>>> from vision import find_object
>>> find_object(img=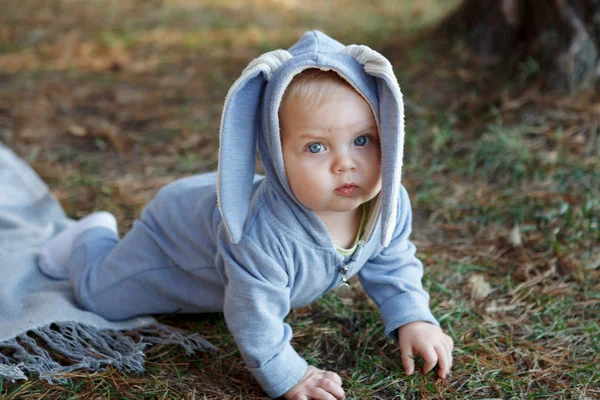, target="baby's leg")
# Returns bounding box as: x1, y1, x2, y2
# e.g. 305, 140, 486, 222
39, 211, 118, 279
69, 219, 224, 321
